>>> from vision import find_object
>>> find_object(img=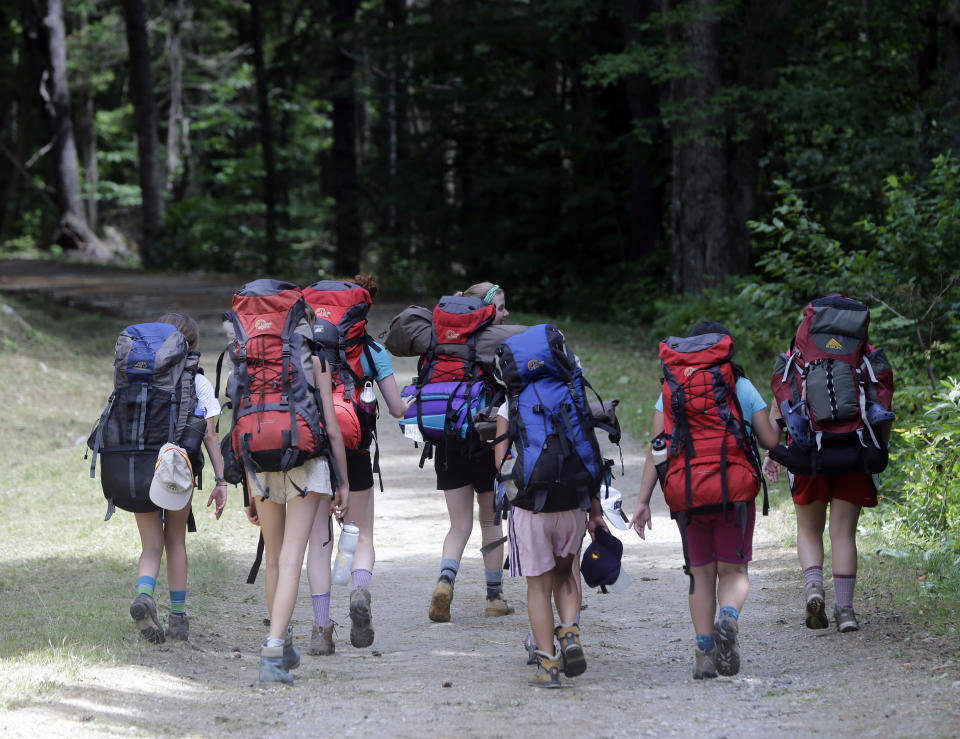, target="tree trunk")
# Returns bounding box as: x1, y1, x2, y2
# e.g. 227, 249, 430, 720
249, 0, 280, 272
331, 0, 361, 276
666, 0, 729, 294
123, 0, 166, 265
166, 0, 189, 198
